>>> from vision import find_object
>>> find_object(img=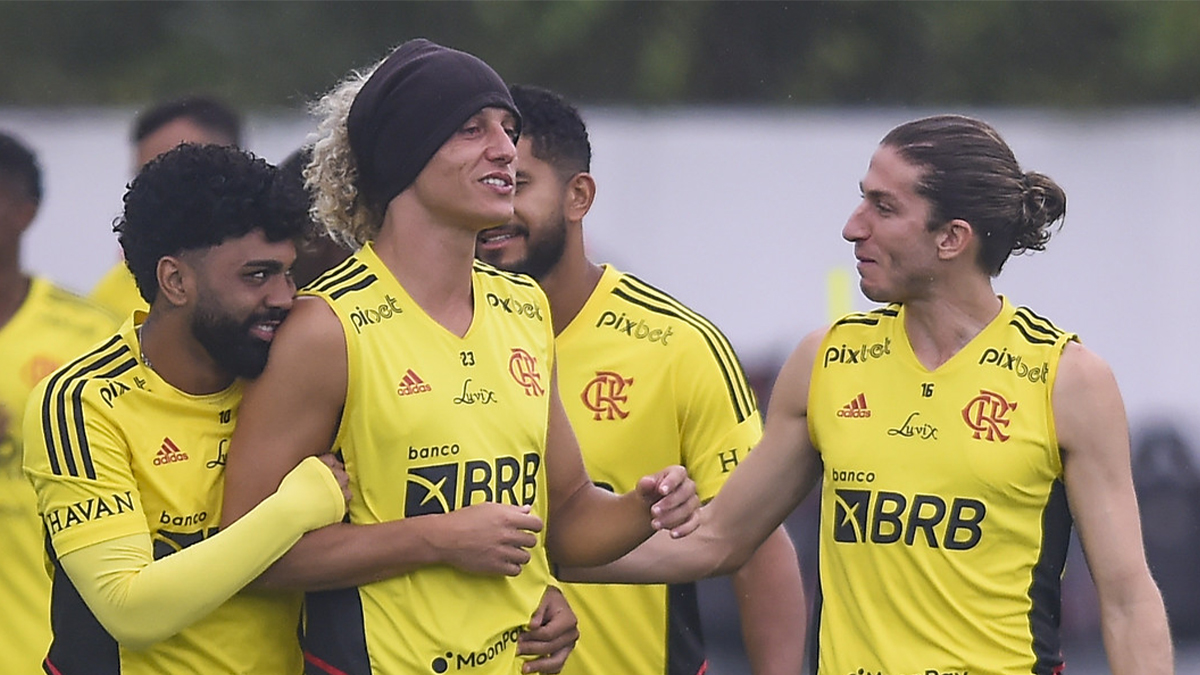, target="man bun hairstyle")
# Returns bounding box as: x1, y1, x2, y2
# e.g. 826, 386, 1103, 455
882, 114, 1066, 276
